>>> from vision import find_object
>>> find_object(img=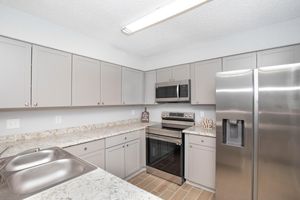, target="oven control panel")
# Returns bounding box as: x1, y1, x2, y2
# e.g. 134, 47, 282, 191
161, 112, 195, 120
